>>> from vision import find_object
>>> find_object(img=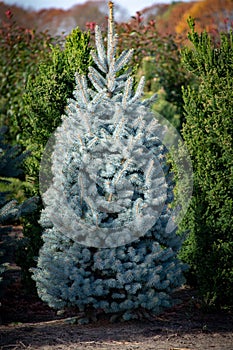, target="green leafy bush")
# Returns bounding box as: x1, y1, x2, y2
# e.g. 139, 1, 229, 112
180, 19, 233, 309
